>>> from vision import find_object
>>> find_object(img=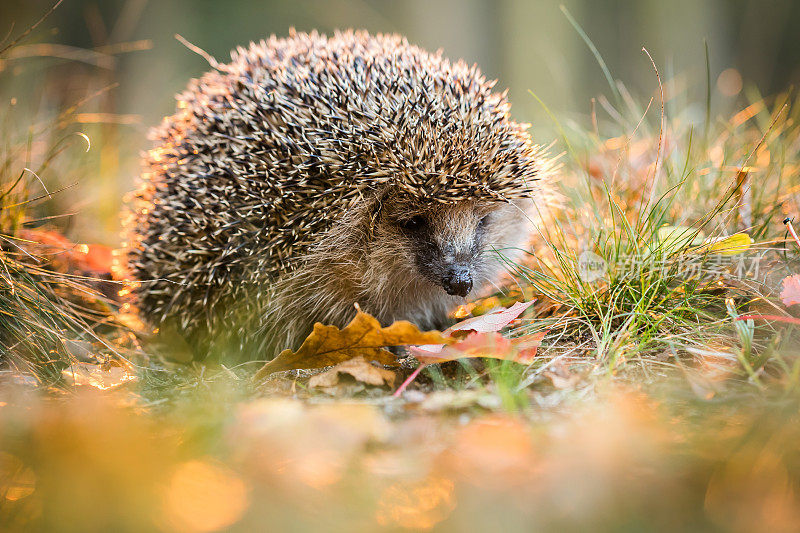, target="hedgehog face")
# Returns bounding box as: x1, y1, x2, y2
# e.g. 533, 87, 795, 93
375, 198, 518, 299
